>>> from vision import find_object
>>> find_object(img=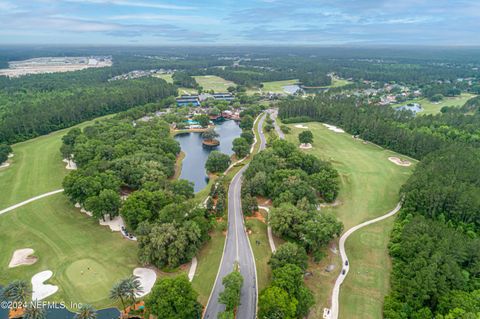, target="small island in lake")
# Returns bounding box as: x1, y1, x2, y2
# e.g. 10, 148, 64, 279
202, 128, 220, 147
